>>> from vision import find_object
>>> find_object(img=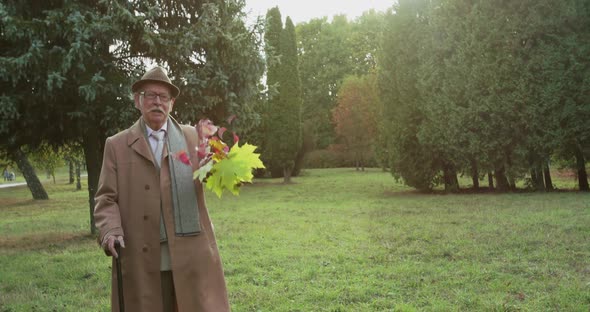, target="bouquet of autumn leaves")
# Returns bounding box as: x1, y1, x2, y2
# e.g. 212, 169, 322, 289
188, 117, 264, 197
